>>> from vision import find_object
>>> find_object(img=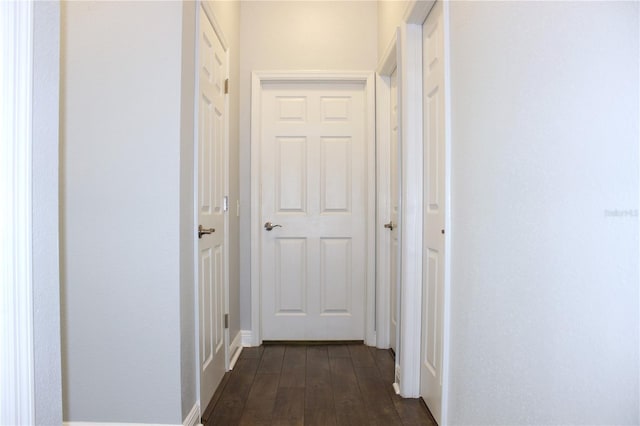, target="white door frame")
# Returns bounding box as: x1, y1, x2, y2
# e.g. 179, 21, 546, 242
1, 1, 36, 423
394, 16, 425, 399
375, 30, 400, 351
250, 71, 376, 347
194, 0, 231, 412
397, 2, 452, 425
